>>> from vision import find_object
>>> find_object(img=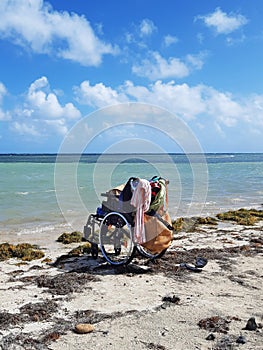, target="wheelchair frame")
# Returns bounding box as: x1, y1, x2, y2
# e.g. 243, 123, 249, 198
83, 186, 169, 266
